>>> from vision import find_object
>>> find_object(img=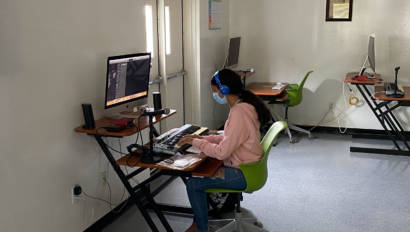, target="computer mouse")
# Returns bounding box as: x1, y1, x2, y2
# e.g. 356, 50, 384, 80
173, 159, 189, 168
